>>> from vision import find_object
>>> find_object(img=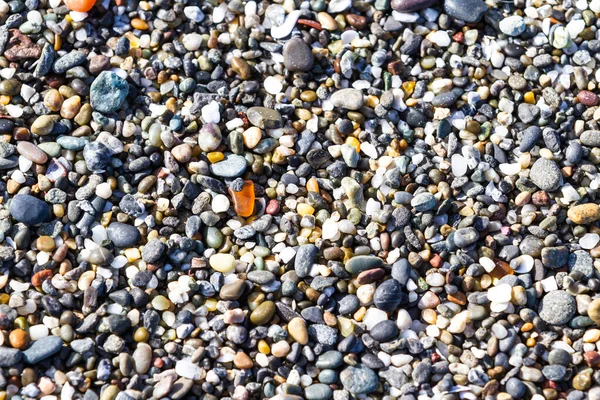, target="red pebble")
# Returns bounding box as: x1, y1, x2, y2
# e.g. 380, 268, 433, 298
266, 199, 280, 215
453, 32, 464, 43
153, 358, 164, 368
297, 19, 322, 30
